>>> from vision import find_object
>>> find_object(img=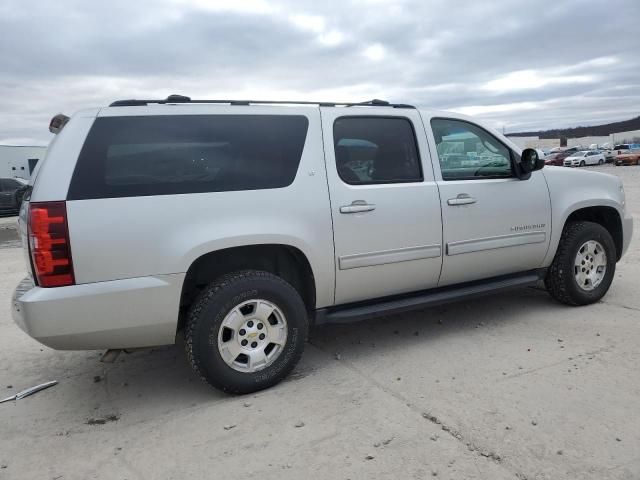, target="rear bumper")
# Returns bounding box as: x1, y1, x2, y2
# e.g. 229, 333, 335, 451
12, 273, 185, 350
